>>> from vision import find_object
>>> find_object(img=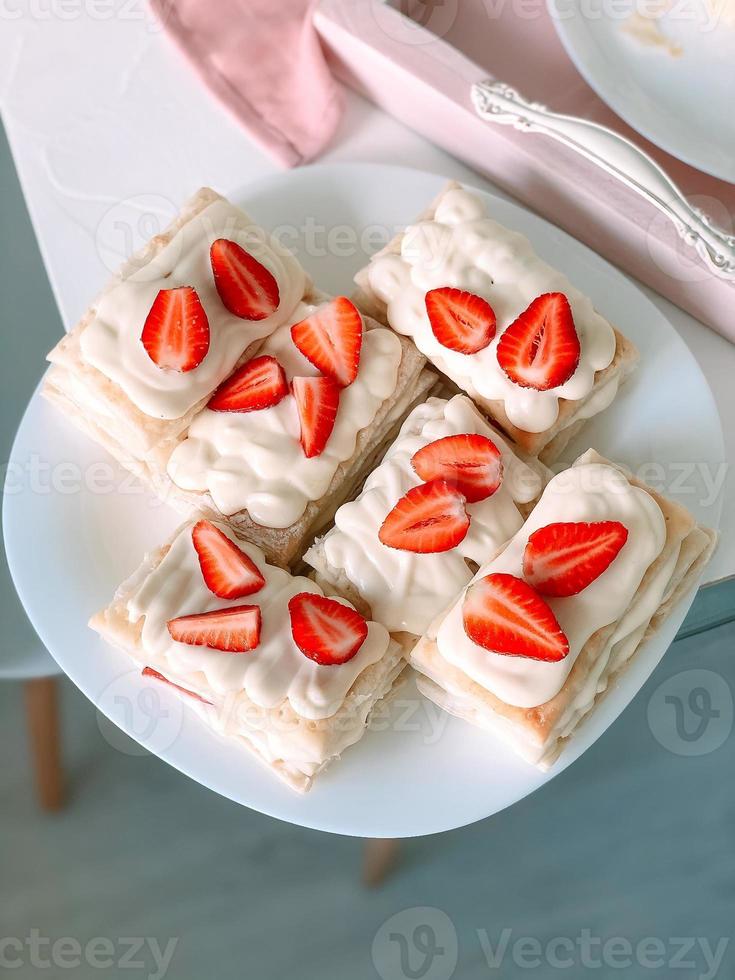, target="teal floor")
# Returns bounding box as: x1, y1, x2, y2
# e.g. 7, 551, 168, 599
2, 622, 734, 979
1, 121, 733, 978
